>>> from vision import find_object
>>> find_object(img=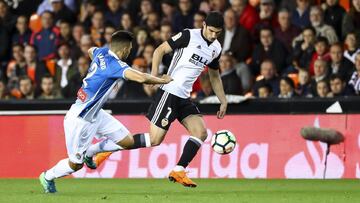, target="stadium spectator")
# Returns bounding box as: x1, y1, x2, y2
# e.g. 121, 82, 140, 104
132, 28, 150, 60
219, 8, 251, 63
62, 55, 89, 98
252, 59, 280, 96
291, 0, 311, 29
143, 43, 155, 69
79, 35, 95, 60
193, 11, 207, 29
309, 5, 338, 44
348, 52, 360, 95
117, 57, 153, 99
322, 0, 346, 40
172, 0, 194, 33
55, 43, 77, 90
70, 23, 85, 59
146, 12, 160, 33
274, 8, 301, 53
120, 12, 134, 32
79, 0, 99, 28
37, 0, 76, 15
91, 11, 105, 47
342, 0, 360, 40
199, 0, 211, 13
250, 27, 289, 76
103, 24, 116, 48
344, 32, 360, 64
0, 0, 16, 33
278, 76, 297, 98
253, 0, 279, 42
0, 19, 9, 64
328, 74, 355, 97
309, 37, 330, 76
311, 59, 329, 96
17, 76, 35, 100
30, 11, 60, 60
6, 44, 26, 93
50, 0, 76, 24
292, 26, 316, 71
196, 72, 214, 100
209, 0, 229, 13
0, 79, 8, 99
296, 68, 312, 97
104, 0, 124, 28
328, 43, 354, 81
230, 0, 259, 32
137, 0, 155, 27
37, 74, 62, 99
58, 21, 75, 45
12, 15, 32, 46
219, 53, 243, 95
316, 79, 330, 98
161, 0, 175, 24
24, 45, 49, 87
256, 81, 272, 98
